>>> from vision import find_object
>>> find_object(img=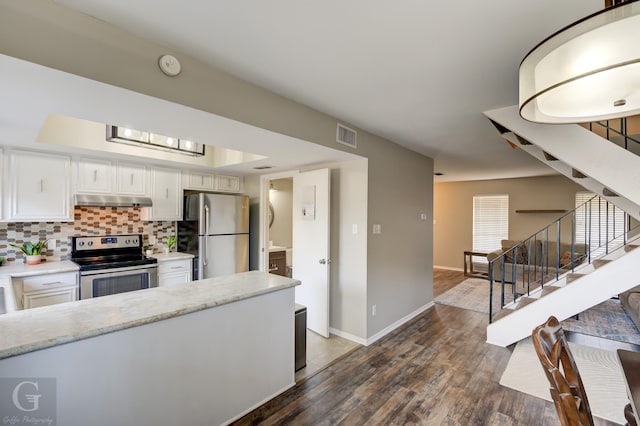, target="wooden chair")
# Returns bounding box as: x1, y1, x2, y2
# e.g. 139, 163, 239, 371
532, 315, 594, 426
625, 403, 638, 426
